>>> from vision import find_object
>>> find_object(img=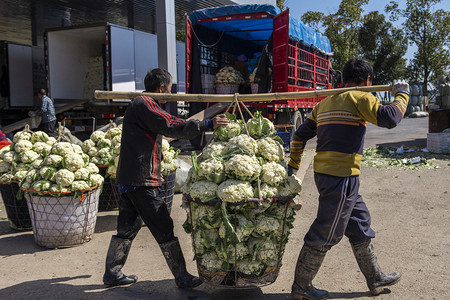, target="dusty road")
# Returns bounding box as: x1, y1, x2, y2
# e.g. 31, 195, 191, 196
1, 117, 449, 300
